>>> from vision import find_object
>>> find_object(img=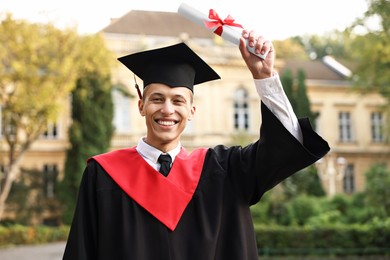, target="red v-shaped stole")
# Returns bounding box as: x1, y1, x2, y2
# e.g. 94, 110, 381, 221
90, 147, 208, 231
